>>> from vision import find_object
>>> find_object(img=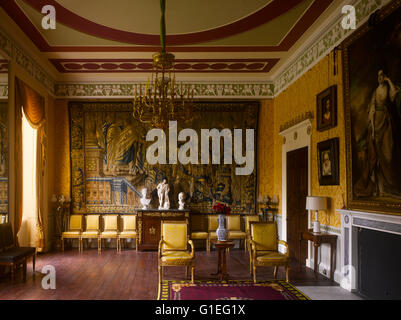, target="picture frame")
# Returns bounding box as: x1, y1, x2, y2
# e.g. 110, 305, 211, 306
317, 137, 339, 186
316, 85, 337, 132
343, 0, 401, 214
